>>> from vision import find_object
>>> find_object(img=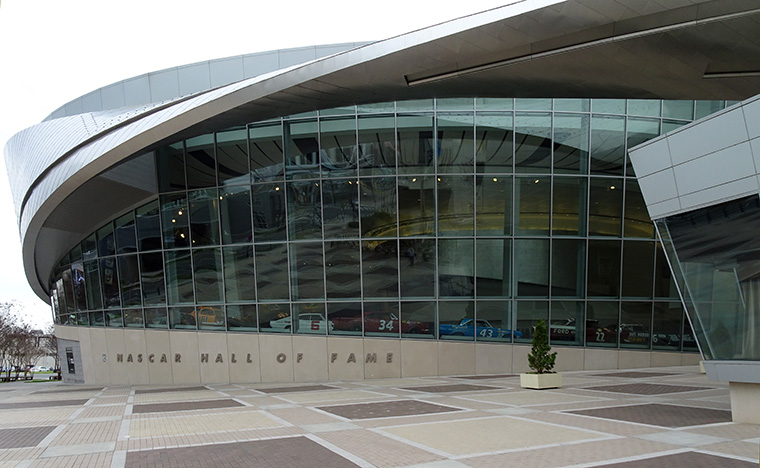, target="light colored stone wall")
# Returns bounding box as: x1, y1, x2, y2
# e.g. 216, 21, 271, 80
53, 326, 703, 385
